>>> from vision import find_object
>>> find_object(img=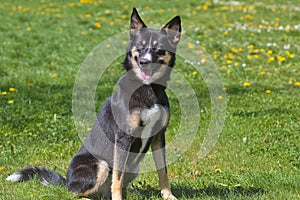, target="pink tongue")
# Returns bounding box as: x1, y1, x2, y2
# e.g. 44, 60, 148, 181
141, 71, 152, 80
